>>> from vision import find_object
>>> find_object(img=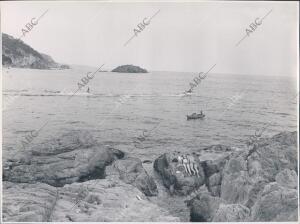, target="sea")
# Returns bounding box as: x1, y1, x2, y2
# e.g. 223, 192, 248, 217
2, 66, 298, 163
